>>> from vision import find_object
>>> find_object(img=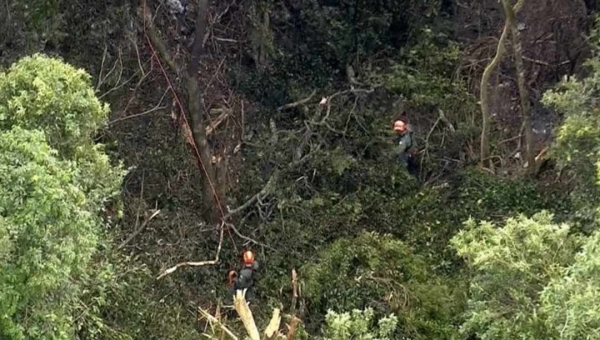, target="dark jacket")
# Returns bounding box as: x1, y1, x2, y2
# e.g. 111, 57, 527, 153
233, 262, 259, 290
